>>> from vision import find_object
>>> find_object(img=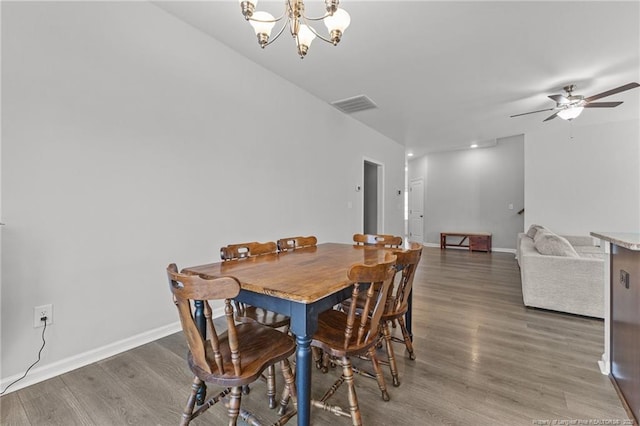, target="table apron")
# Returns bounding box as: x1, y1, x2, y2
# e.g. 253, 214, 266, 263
235, 286, 354, 336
